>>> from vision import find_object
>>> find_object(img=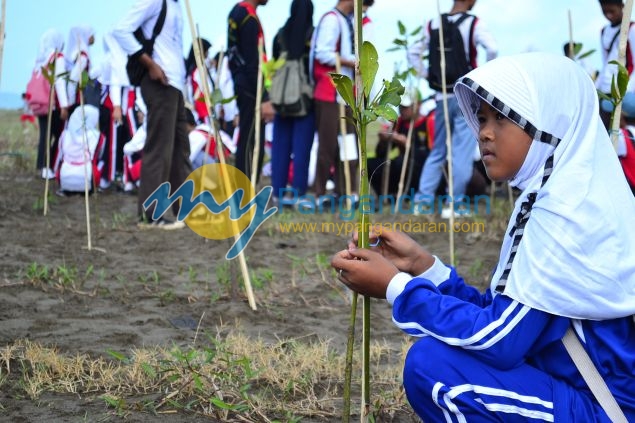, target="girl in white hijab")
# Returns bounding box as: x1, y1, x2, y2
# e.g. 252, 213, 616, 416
34, 28, 70, 179
96, 30, 138, 190
332, 52, 635, 421
65, 25, 95, 107
56, 105, 104, 193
